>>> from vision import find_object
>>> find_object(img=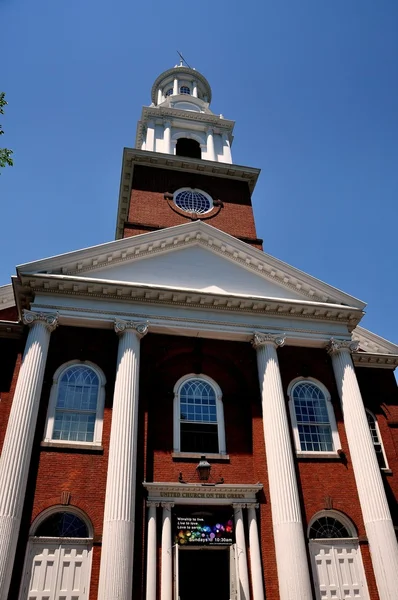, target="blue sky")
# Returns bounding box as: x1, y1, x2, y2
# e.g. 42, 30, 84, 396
1, 0, 397, 345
